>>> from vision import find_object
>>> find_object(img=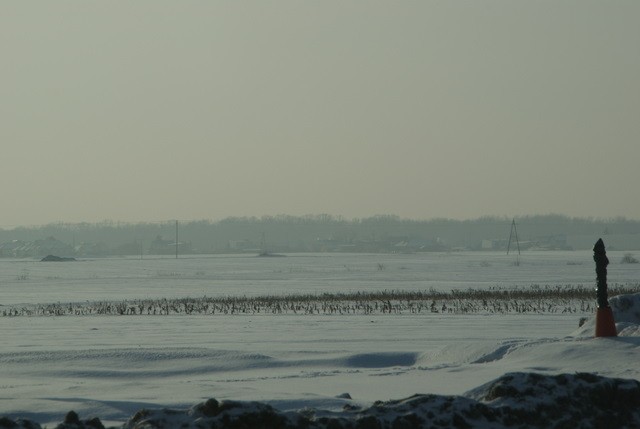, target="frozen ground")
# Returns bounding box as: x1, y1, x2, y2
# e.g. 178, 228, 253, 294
1, 252, 639, 427
3, 251, 640, 304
